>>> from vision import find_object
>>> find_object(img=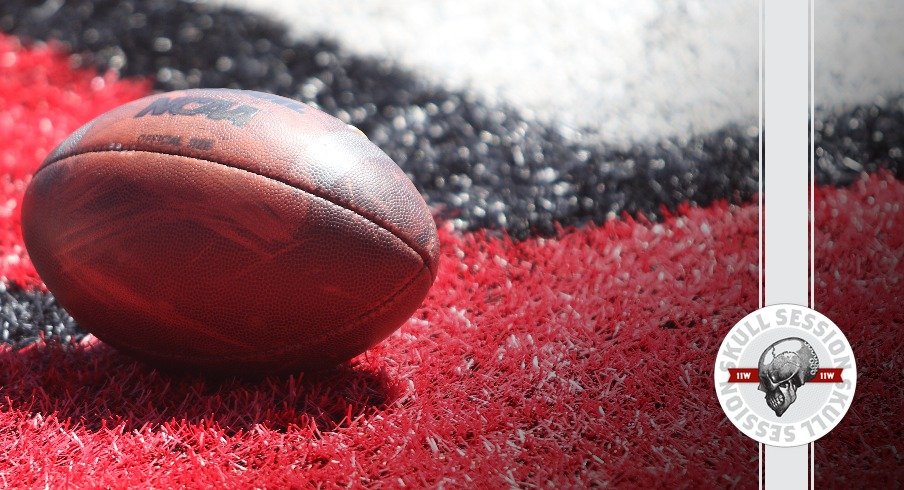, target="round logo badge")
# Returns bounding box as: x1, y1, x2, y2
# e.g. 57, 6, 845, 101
713, 304, 856, 447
